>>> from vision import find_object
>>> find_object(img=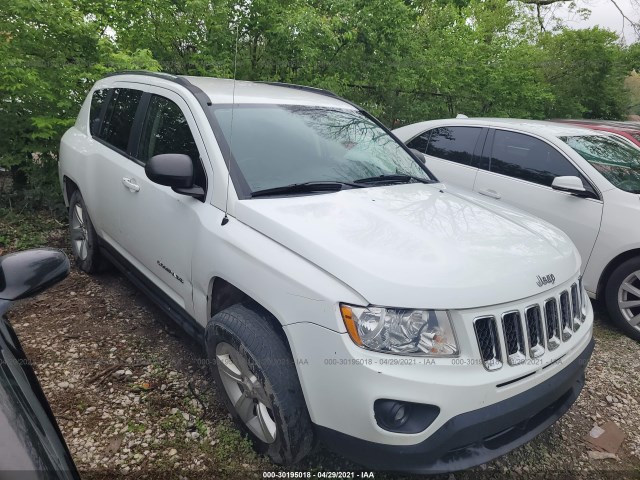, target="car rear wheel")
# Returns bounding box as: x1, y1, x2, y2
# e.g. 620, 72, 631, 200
205, 302, 315, 464
605, 257, 640, 342
68, 190, 102, 273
